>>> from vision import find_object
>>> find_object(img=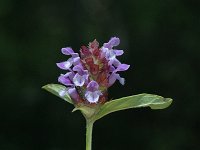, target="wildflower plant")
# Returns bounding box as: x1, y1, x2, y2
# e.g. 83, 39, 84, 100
42, 37, 172, 150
